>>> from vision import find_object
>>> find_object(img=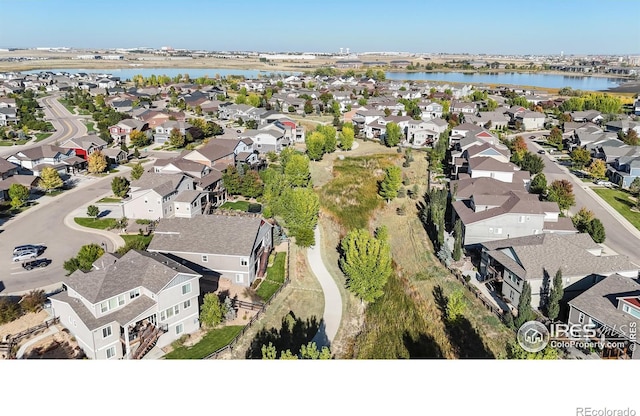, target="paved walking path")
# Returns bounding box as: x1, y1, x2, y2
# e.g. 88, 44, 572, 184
307, 226, 343, 348
16, 326, 59, 359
